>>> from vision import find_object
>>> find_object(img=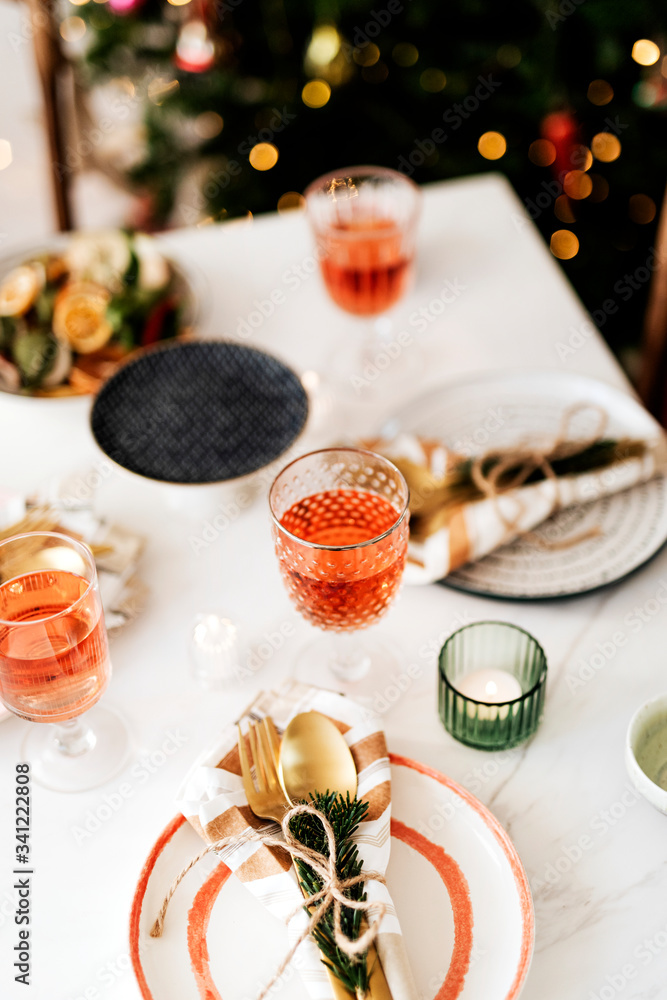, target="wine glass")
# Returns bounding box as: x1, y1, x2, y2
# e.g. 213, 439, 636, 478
0, 532, 131, 792
305, 165, 422, 399
269, 448, 410, 696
